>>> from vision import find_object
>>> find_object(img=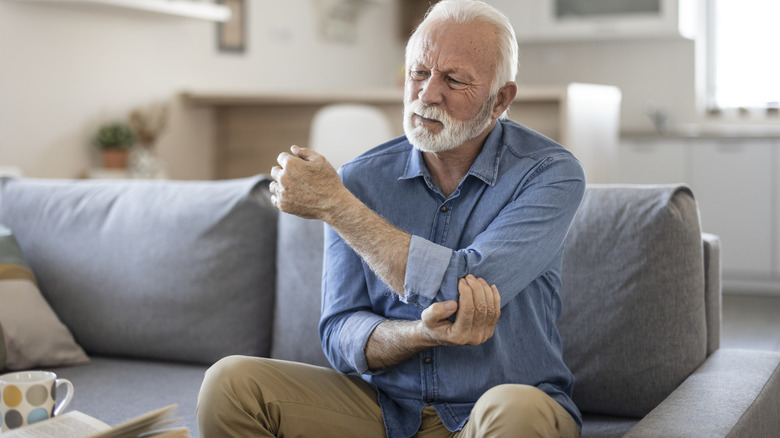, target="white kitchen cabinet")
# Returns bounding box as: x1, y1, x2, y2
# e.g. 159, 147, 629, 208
689, 139, 773, 278
774, 139, 780, 278
617, 138, 688, 184
490, 0, 696, 42
617, 136, 780, 292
